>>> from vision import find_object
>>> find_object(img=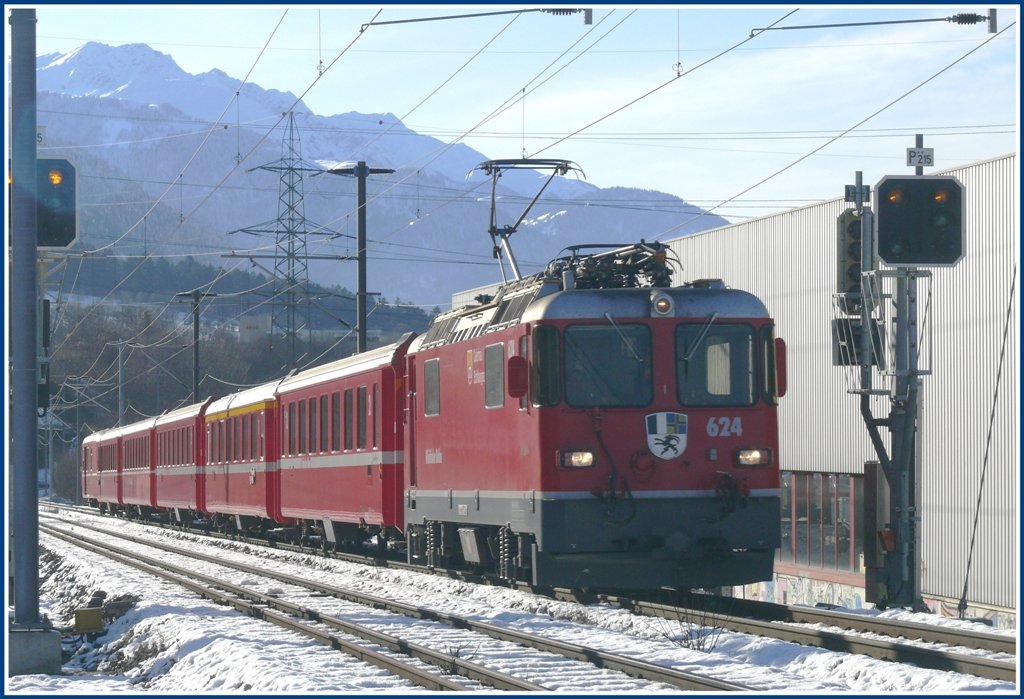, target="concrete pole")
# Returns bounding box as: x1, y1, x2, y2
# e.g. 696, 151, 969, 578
10, 6, 41, 626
